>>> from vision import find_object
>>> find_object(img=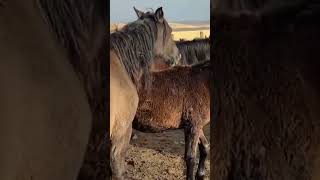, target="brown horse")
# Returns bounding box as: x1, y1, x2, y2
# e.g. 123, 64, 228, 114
110, 7, 179, 180
133, 60, 211, 180
212, 1, 320, 180
0, 1, 106, 180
